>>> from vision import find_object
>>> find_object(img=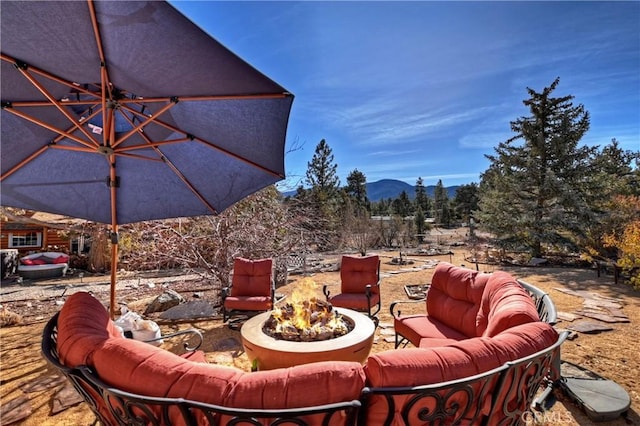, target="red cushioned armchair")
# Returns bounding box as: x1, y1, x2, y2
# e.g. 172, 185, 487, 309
222, 257, 274, 325
323, 255, 381, 323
